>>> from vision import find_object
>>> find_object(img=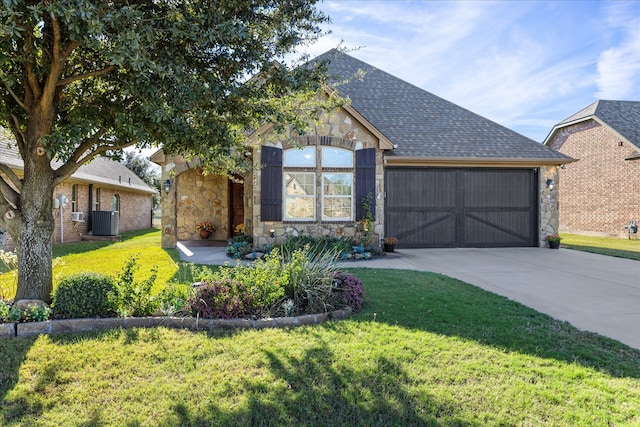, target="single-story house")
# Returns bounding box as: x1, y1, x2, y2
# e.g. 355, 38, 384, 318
544, 100, 640, 237
154, 50, 573, 249
0, 141, 156, 249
